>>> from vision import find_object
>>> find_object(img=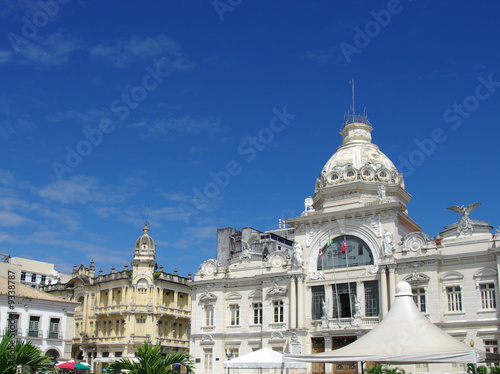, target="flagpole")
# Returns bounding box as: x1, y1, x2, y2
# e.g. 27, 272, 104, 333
343, 236, 354, 321
321, 234, 329, 326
